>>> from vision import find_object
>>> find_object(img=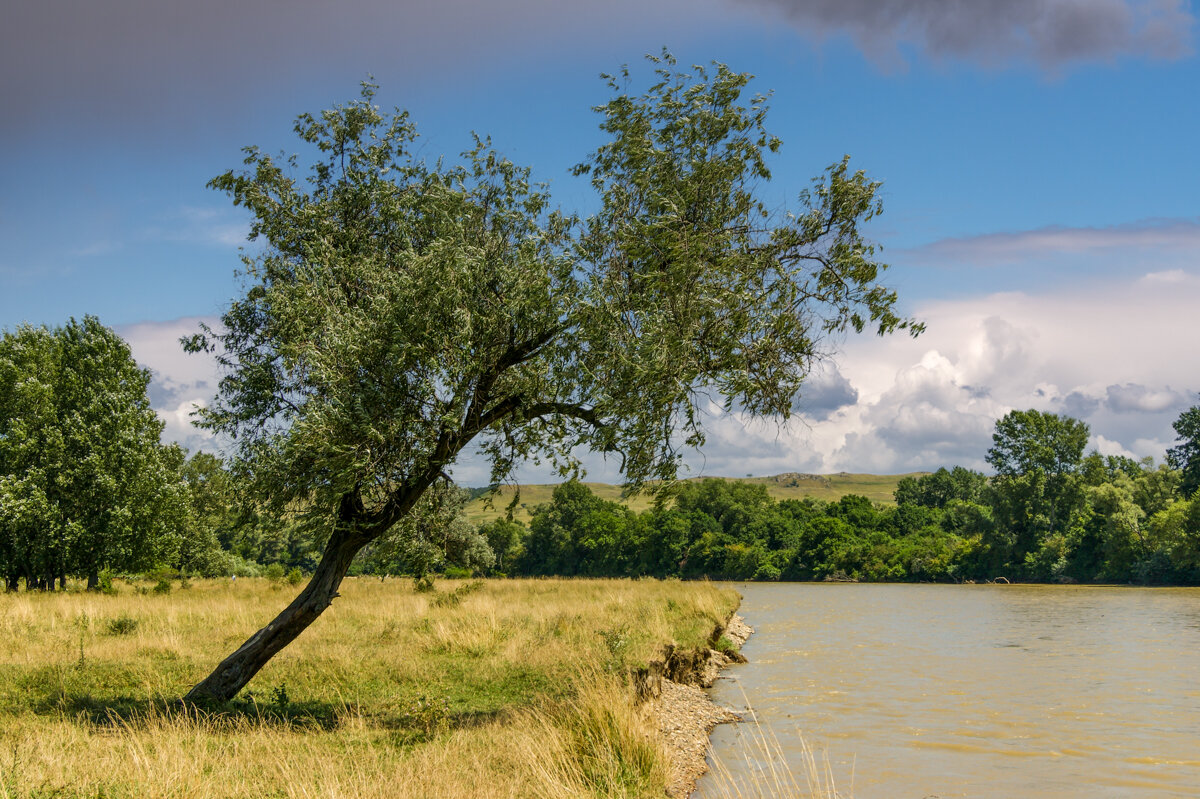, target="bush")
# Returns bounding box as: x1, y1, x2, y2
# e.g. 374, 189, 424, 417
286, 567, 304, 586
97, 569, 118, 596
265, 563, 286, 583
443, 565, 473, 579
213, 552, 264, 578
106, 615, 139, 635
